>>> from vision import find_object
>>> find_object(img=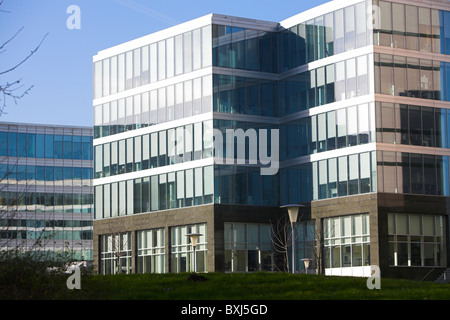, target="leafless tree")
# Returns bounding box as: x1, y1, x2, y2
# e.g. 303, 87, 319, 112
270, 215, 300, 273
0, 0, 48, 115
